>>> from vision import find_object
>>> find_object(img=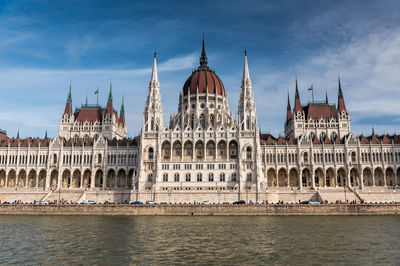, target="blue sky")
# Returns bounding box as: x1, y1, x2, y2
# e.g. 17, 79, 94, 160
1, 0, 400, 138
